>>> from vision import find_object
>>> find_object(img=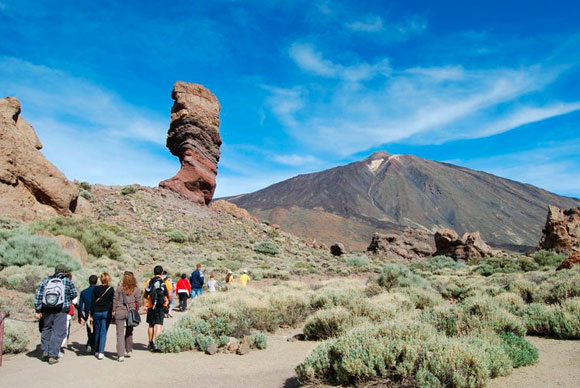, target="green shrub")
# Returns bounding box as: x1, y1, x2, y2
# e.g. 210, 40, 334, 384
400, 286, 443, 309
500, 332, 539, 367
217, 335, 230, 348
247, 332, 268, 349
364, 282, 383, 297
303, 307, 355, 340
505, 279, 538, 303
411, 255, 467, 273
544, 274, 580, 304
0, 234, 80, 272
378, 263, 429, 291
345, 255, 368, 268
532, 250, 566, 267
254, 241, 280, 255
166, 229, 188, 243
474, 257, 537, 276
120, 185, 138, 195
155, 328, 196, 353
79, 189, 95, 202
195, 334, 215, 351
79, 182, 92, 191
514, 303, 580, 339
29, 217, 122, 259
0, 265, 51, 293
2, 320, 30, 354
